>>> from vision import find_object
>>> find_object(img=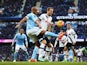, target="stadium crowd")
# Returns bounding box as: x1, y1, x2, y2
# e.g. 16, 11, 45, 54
0, 0, 87, 17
